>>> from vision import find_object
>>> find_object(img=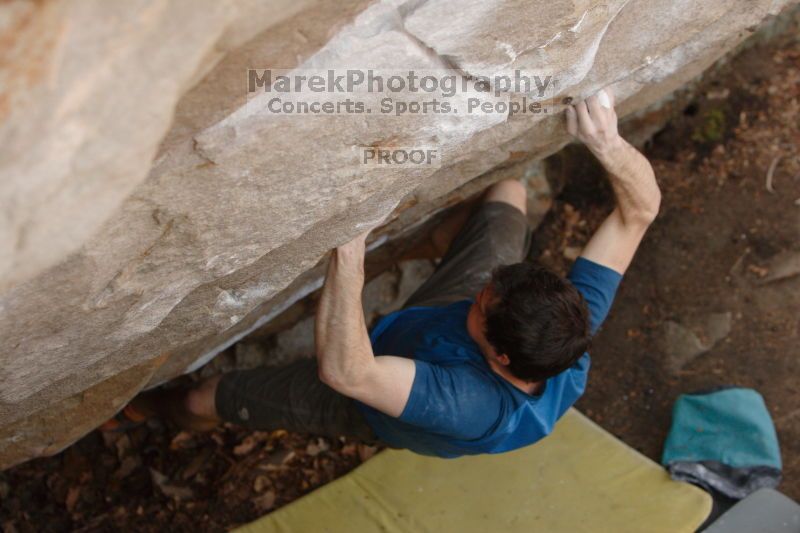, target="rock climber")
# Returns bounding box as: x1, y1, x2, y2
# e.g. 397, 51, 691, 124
108, 89, 661, 458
